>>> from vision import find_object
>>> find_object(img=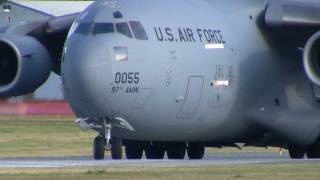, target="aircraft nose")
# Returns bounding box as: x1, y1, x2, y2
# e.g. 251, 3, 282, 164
62, 35, 113, 117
